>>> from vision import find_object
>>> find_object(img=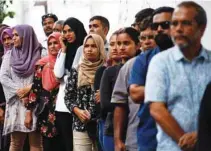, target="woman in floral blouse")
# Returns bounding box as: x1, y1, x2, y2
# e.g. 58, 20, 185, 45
64, 34, 106, 151
25, 32, 61, 151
